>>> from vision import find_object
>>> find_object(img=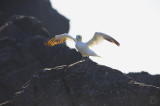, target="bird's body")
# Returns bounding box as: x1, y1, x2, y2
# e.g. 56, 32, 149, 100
76, 41, 98, 57
45, 32, 120, 57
